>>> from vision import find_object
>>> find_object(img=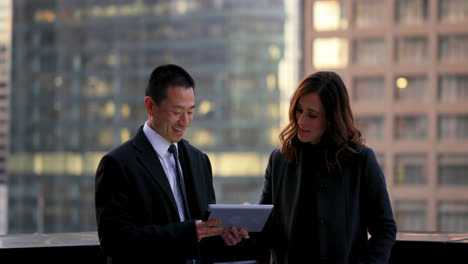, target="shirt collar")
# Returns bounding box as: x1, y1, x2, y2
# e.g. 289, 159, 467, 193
143, 121, 178, 157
